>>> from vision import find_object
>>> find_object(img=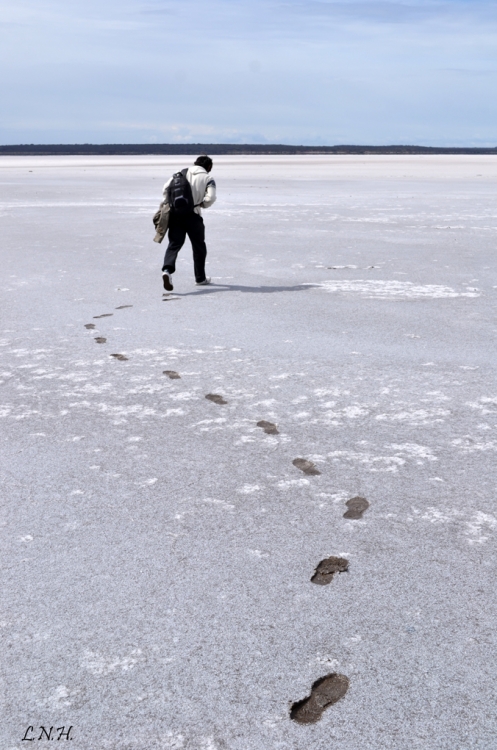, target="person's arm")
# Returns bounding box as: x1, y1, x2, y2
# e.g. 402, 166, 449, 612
201, 177, 216, 209
162, 177, 172, 203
